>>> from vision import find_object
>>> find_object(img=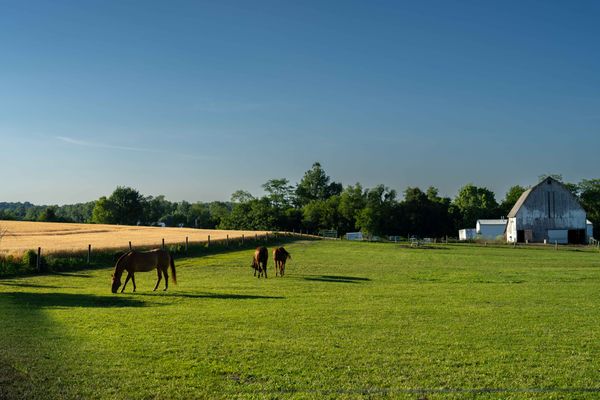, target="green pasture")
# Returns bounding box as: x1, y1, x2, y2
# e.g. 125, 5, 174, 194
1, 241, 599, 399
